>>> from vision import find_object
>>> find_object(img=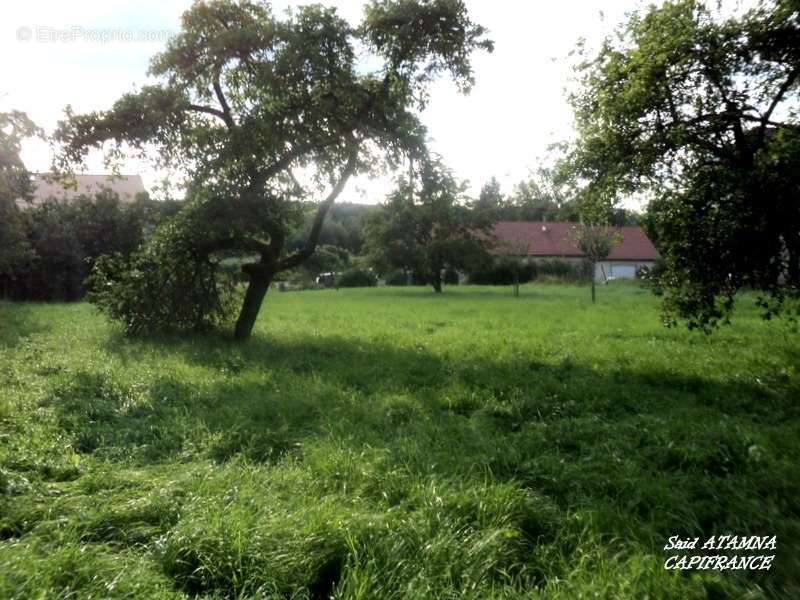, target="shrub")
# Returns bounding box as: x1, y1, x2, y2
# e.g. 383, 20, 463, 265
86, 213, 238, 335
535, 258, 572, 279
0, 198, 34, 286
467, 258, 536, 285
20, 202, 86, 300
443, 268, 460, 285
336, 268, 377, 288
384, 270, 409, 286
536, 258, 592, 283
302, 245, 349, 279
284, 270, 322, 291
637, 258, 667, 295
